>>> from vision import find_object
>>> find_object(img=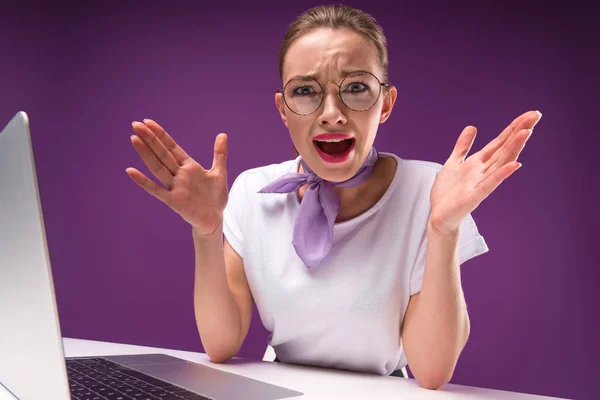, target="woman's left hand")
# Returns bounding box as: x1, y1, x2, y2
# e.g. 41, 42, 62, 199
428, 110, 542, 236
